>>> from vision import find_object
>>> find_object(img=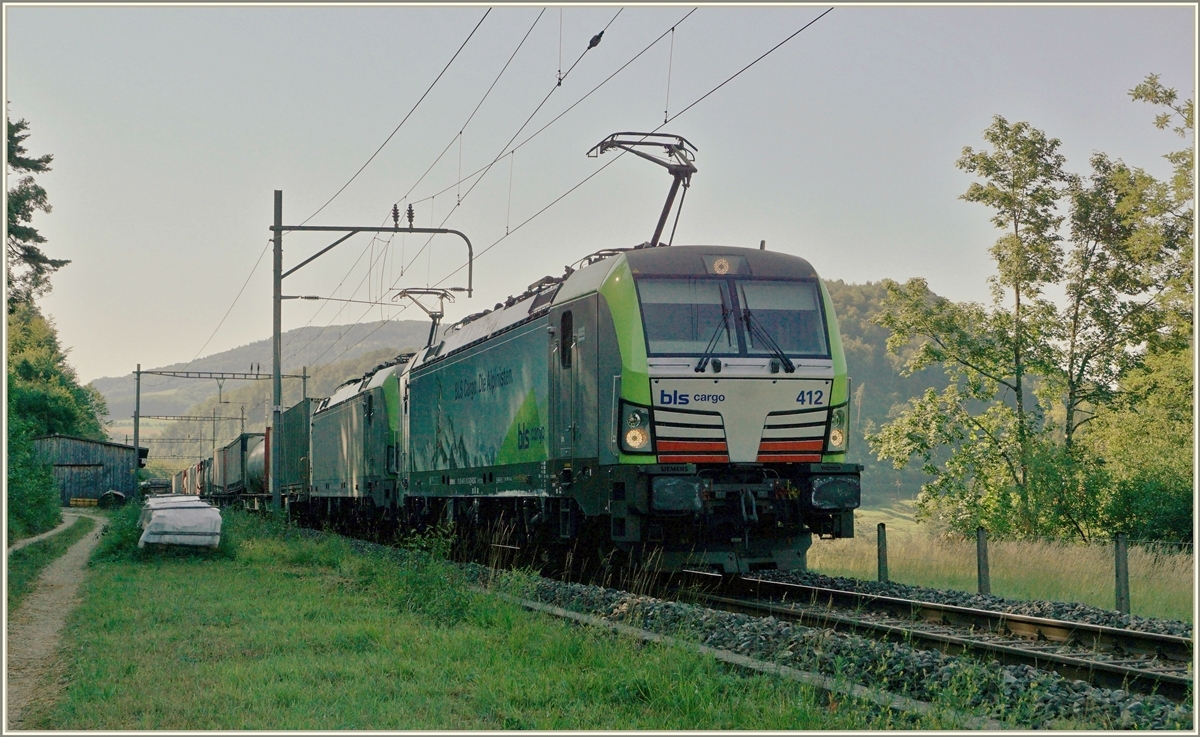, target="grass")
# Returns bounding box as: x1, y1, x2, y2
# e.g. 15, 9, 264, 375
7, 515, 98, 612
808, 501, 1194, 623
28, 505, 969, 730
